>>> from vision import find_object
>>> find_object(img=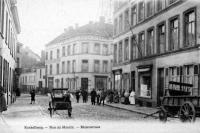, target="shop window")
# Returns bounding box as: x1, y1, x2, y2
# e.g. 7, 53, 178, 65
139, 71, 151, 98
184, 9, 195, 47
169, 17, 179, 51
114, 74, 121, 91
